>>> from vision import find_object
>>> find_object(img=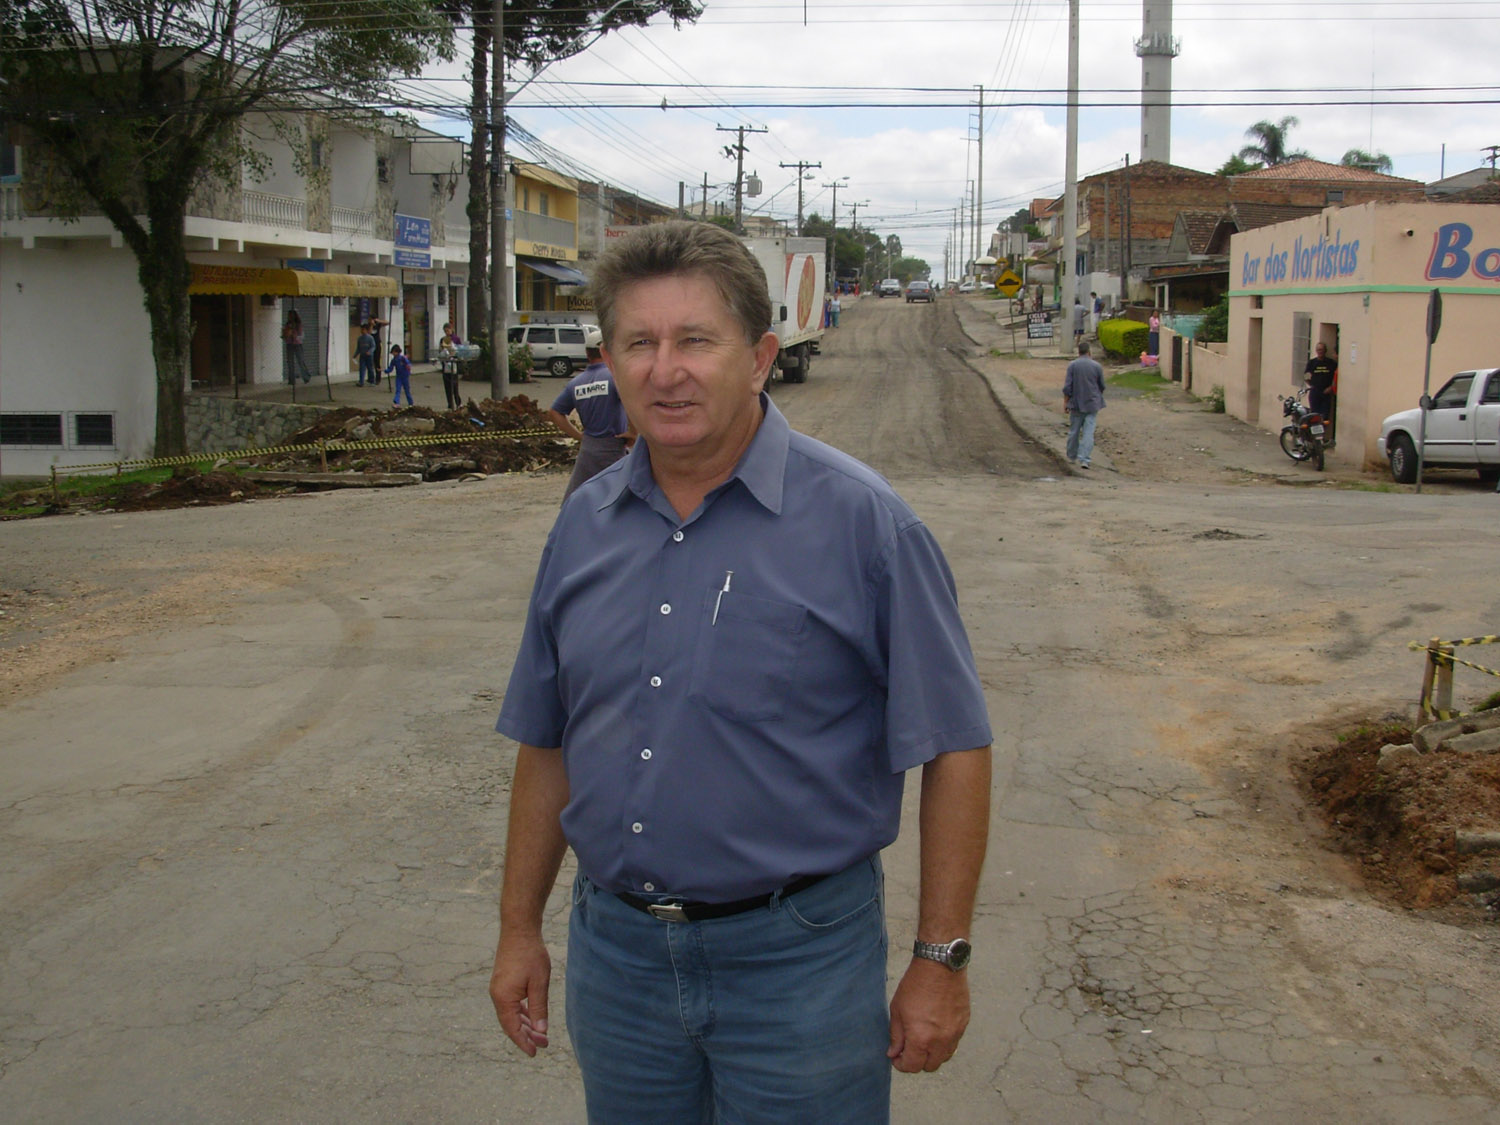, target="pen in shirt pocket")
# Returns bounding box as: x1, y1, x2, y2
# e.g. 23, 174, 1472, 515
712, 570, 733, 626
